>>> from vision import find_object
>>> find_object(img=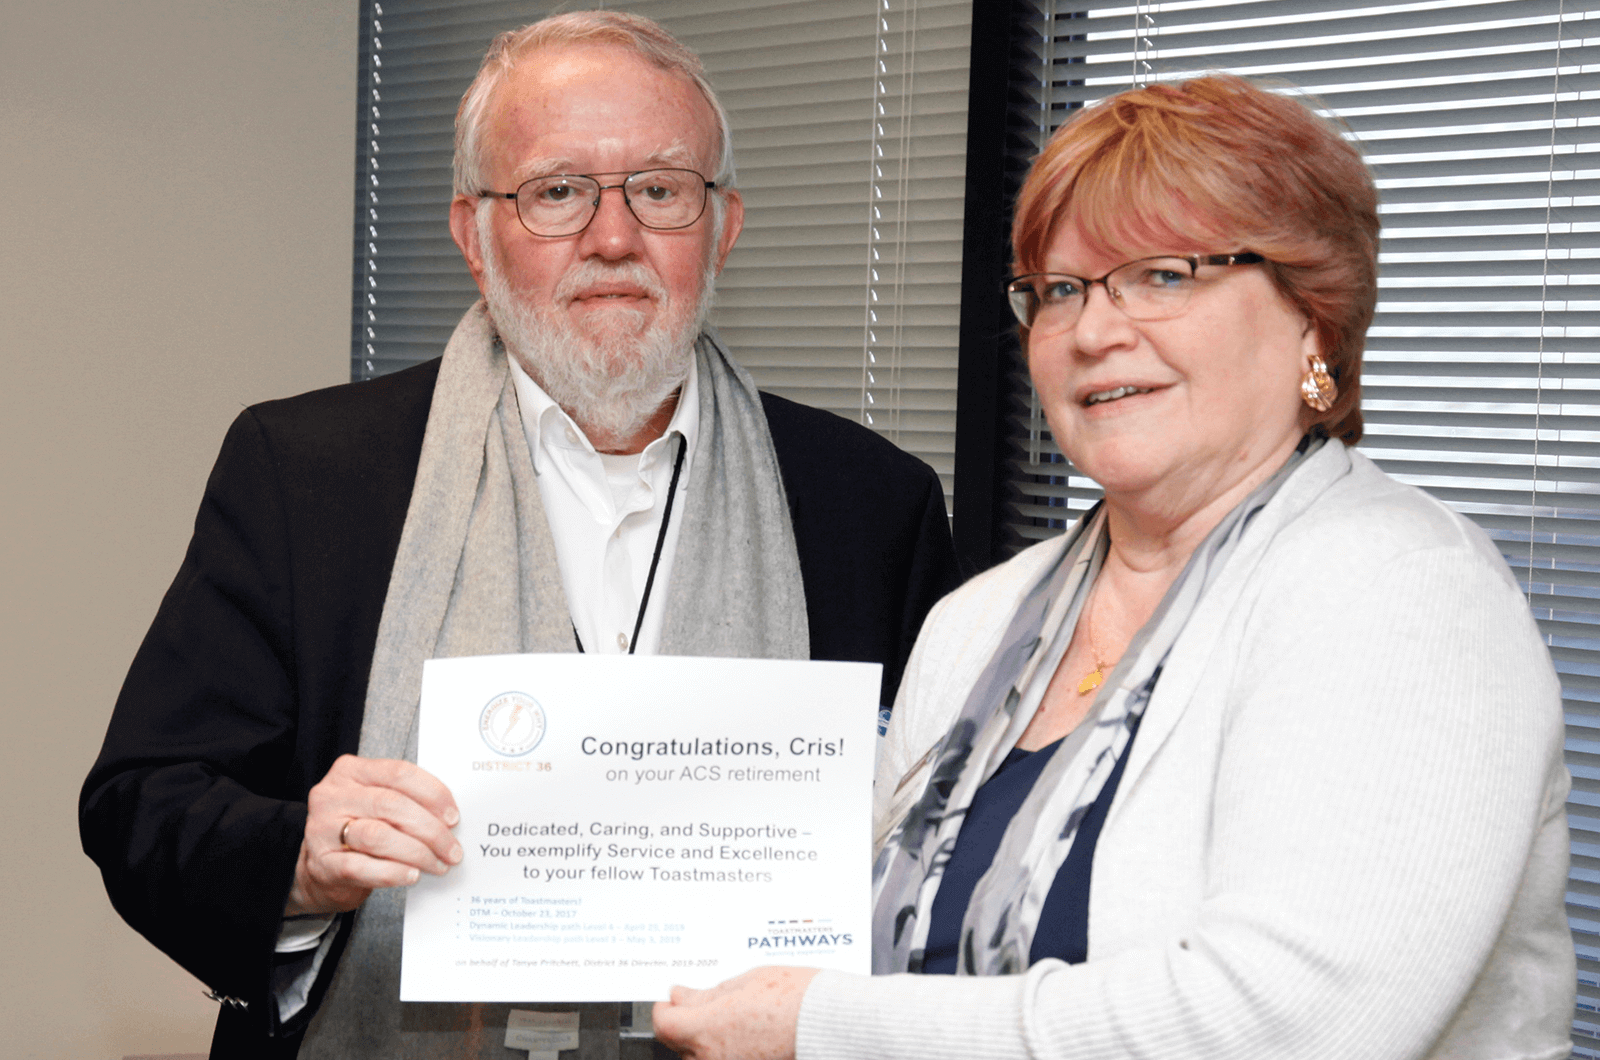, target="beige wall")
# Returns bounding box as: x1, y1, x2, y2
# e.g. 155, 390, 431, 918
0, 2, 356, 1056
